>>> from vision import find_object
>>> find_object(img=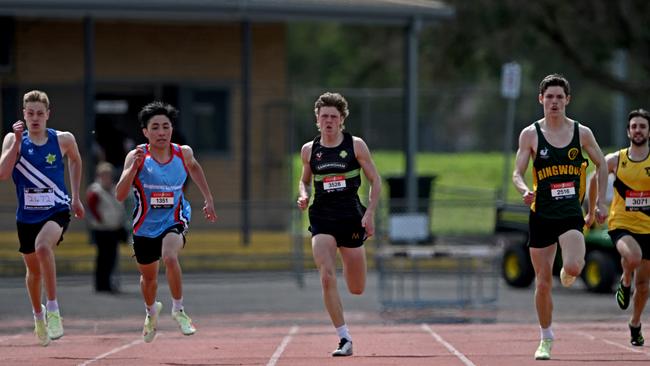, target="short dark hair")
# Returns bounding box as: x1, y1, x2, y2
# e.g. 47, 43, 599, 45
539, 74, 570, 96
628, 108, 650, 127
138, 101, 178, 128
314, 92, 350, 118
